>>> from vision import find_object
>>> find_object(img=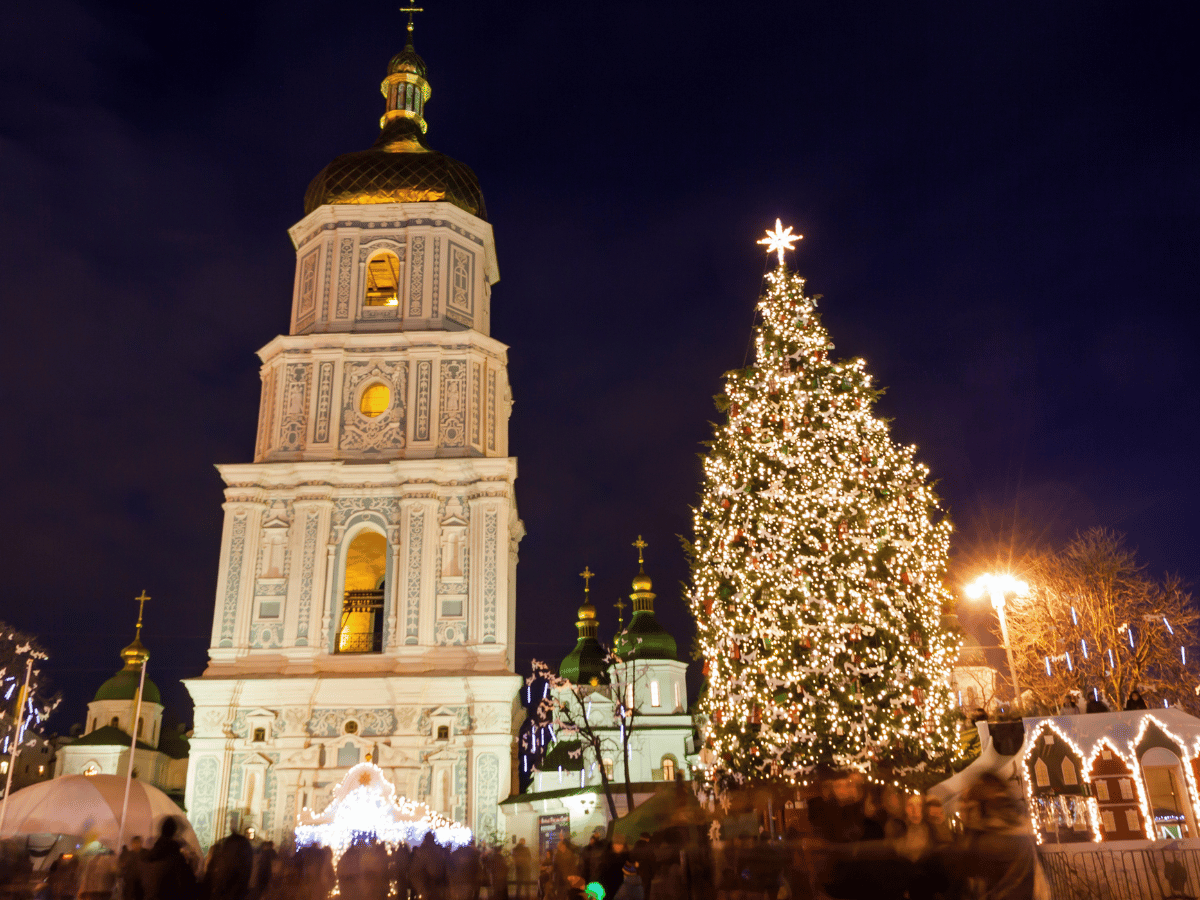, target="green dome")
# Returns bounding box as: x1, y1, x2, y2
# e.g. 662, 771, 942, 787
559, 638, 610, 686
94, 668, 162, 705
613, 611, 677, 661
